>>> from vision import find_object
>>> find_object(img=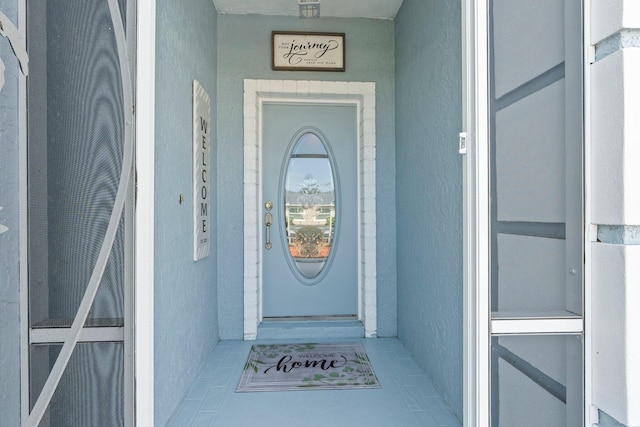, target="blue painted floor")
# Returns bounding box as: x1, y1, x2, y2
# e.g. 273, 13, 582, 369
167, 338, 462, 427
